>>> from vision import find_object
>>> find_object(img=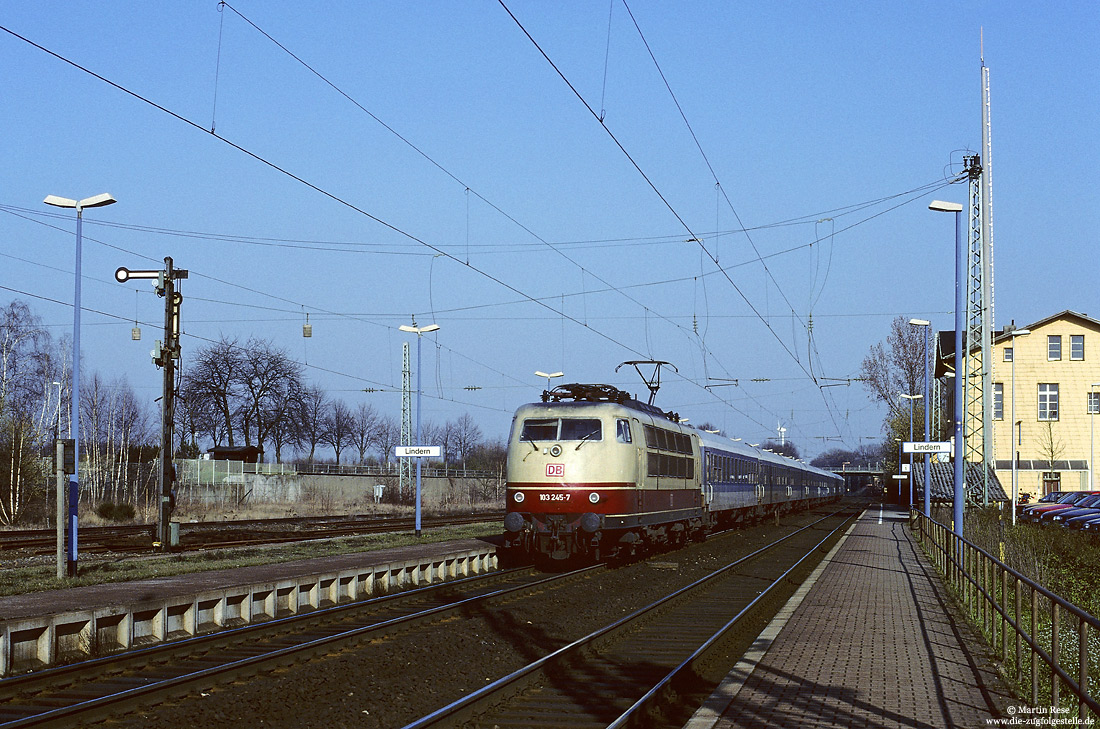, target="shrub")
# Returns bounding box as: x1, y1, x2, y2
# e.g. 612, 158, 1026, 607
94, 502, 136, 522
